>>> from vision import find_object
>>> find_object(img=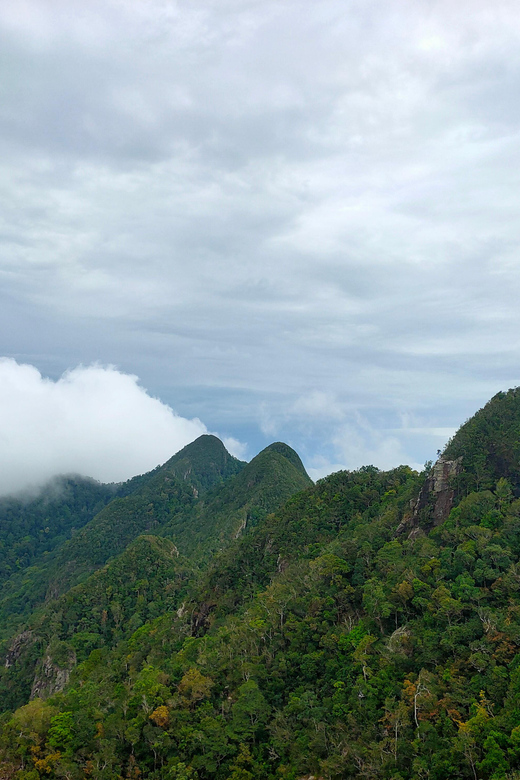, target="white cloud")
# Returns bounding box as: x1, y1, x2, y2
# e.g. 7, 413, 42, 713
306, 424, 424, 481
334, 422, 424, 473
222, 436, 248, 460
291, 391, 346, 421
0, 358, 208, 496
1, 0, 520, 477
